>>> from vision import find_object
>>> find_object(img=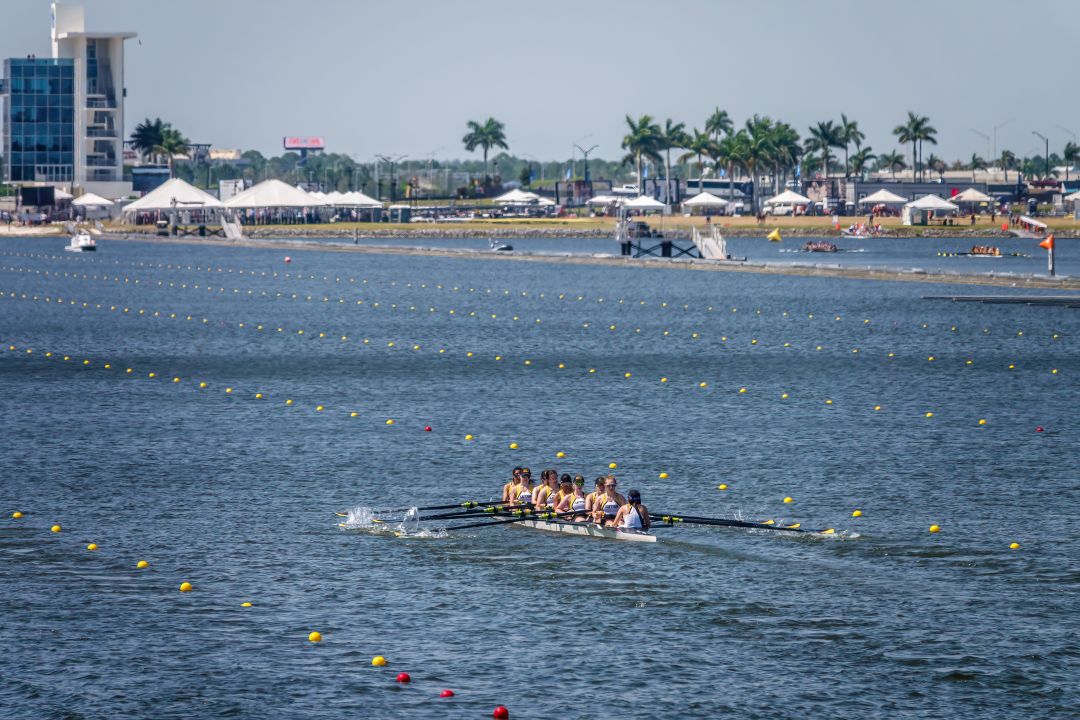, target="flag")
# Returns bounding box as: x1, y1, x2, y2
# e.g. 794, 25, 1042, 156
565, 165, 572, 180
1040, 234, 1054, 250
